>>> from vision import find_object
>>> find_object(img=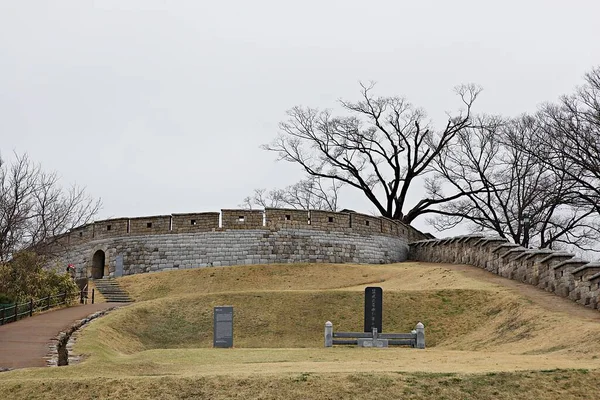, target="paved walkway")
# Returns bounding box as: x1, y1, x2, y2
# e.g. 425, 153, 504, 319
0, 302, 127, 369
